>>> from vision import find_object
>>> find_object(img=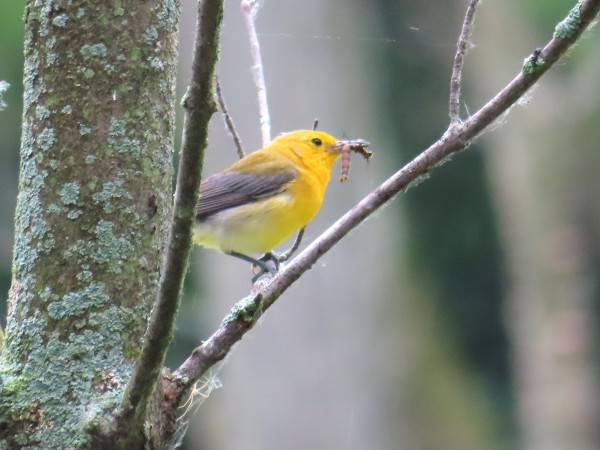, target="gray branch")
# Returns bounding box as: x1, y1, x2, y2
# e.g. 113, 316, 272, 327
112, 0, 224, 439
163, 0, 600, 408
